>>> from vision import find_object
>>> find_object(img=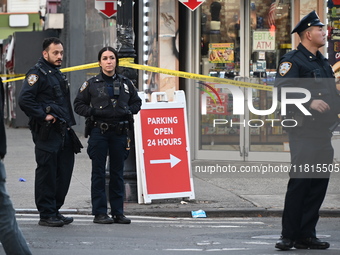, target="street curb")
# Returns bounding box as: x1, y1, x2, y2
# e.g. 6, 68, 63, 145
15, 208, 340, 218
